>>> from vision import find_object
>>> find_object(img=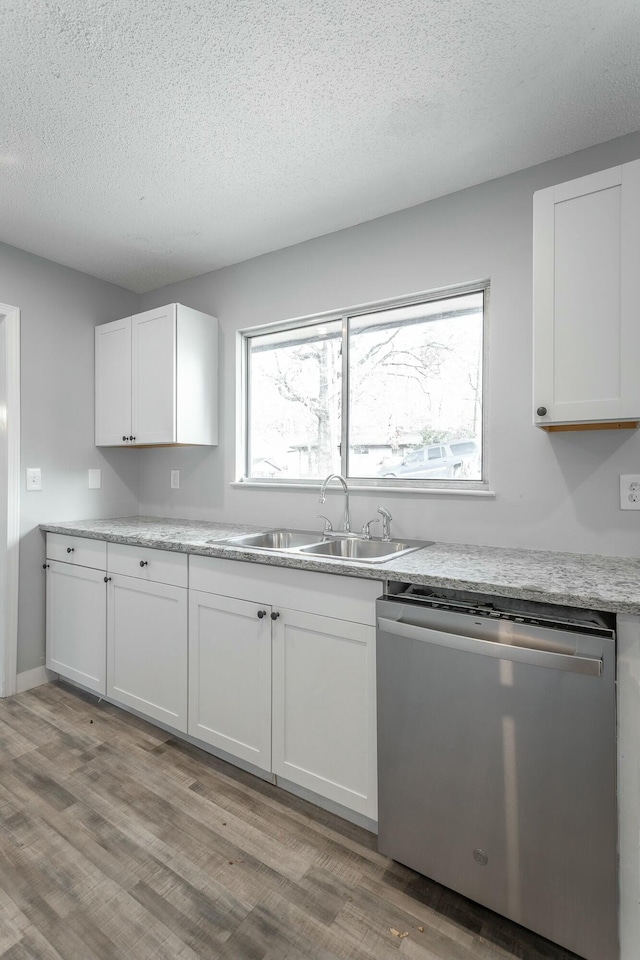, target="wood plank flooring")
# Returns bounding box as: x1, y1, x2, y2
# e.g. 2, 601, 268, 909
0, 683, 581, 960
